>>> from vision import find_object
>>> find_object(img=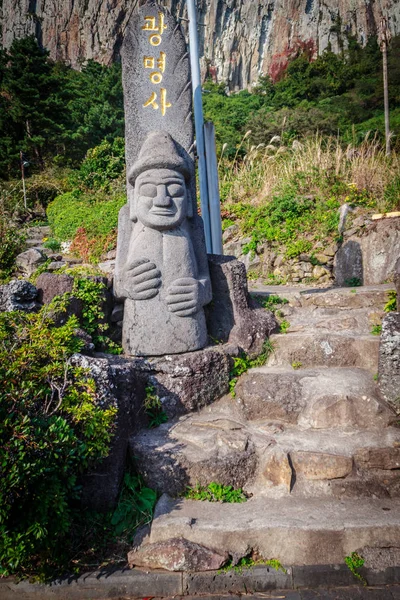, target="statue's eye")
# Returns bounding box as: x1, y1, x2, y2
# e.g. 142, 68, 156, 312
168, 184, 185, 197
140, 183, 157, 197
